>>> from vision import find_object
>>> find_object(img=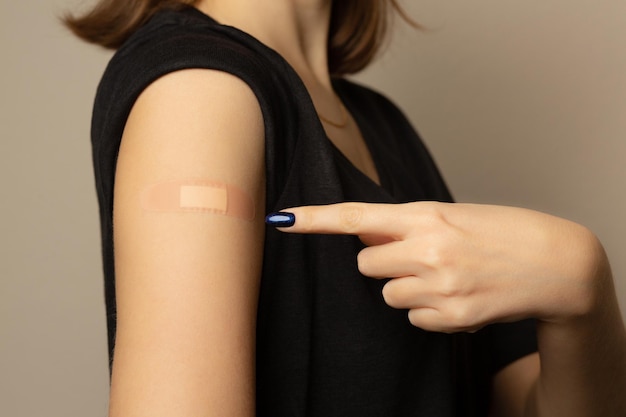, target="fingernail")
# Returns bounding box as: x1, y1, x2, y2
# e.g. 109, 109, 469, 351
265, 212, 295, 227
